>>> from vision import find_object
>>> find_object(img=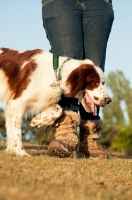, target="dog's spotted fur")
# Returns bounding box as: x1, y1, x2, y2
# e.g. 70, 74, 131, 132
0, 48, 111, 156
